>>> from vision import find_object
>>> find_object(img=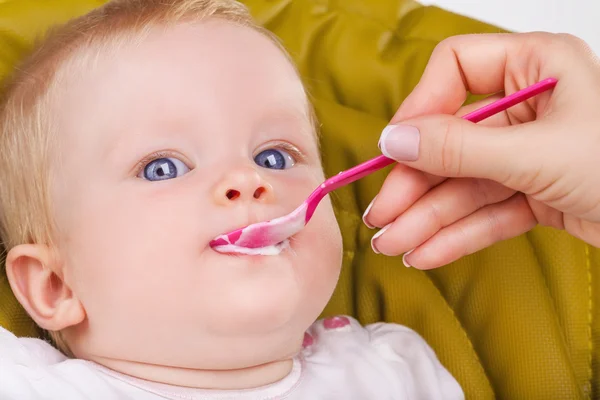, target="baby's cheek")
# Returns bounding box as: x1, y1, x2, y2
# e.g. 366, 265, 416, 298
298, 198, 342, 295
63, 191, 179, 301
